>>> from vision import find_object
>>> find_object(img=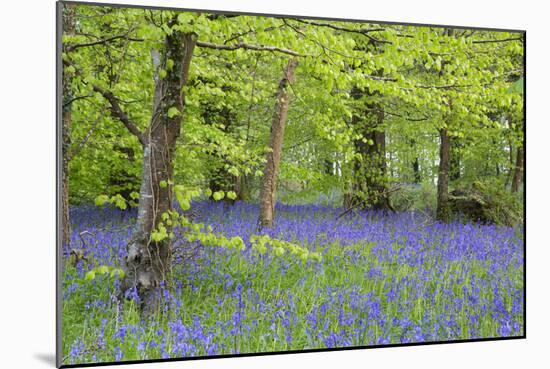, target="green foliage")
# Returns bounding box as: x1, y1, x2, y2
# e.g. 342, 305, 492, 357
452, 179, 523, 226
84, 265, 125, 281
391, 182, 437, 213
212, 191, 225, 201
65, 4, 523, 214
94, 194, 129, 210
250, 234, 322, 263
167, 107, 180, 118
